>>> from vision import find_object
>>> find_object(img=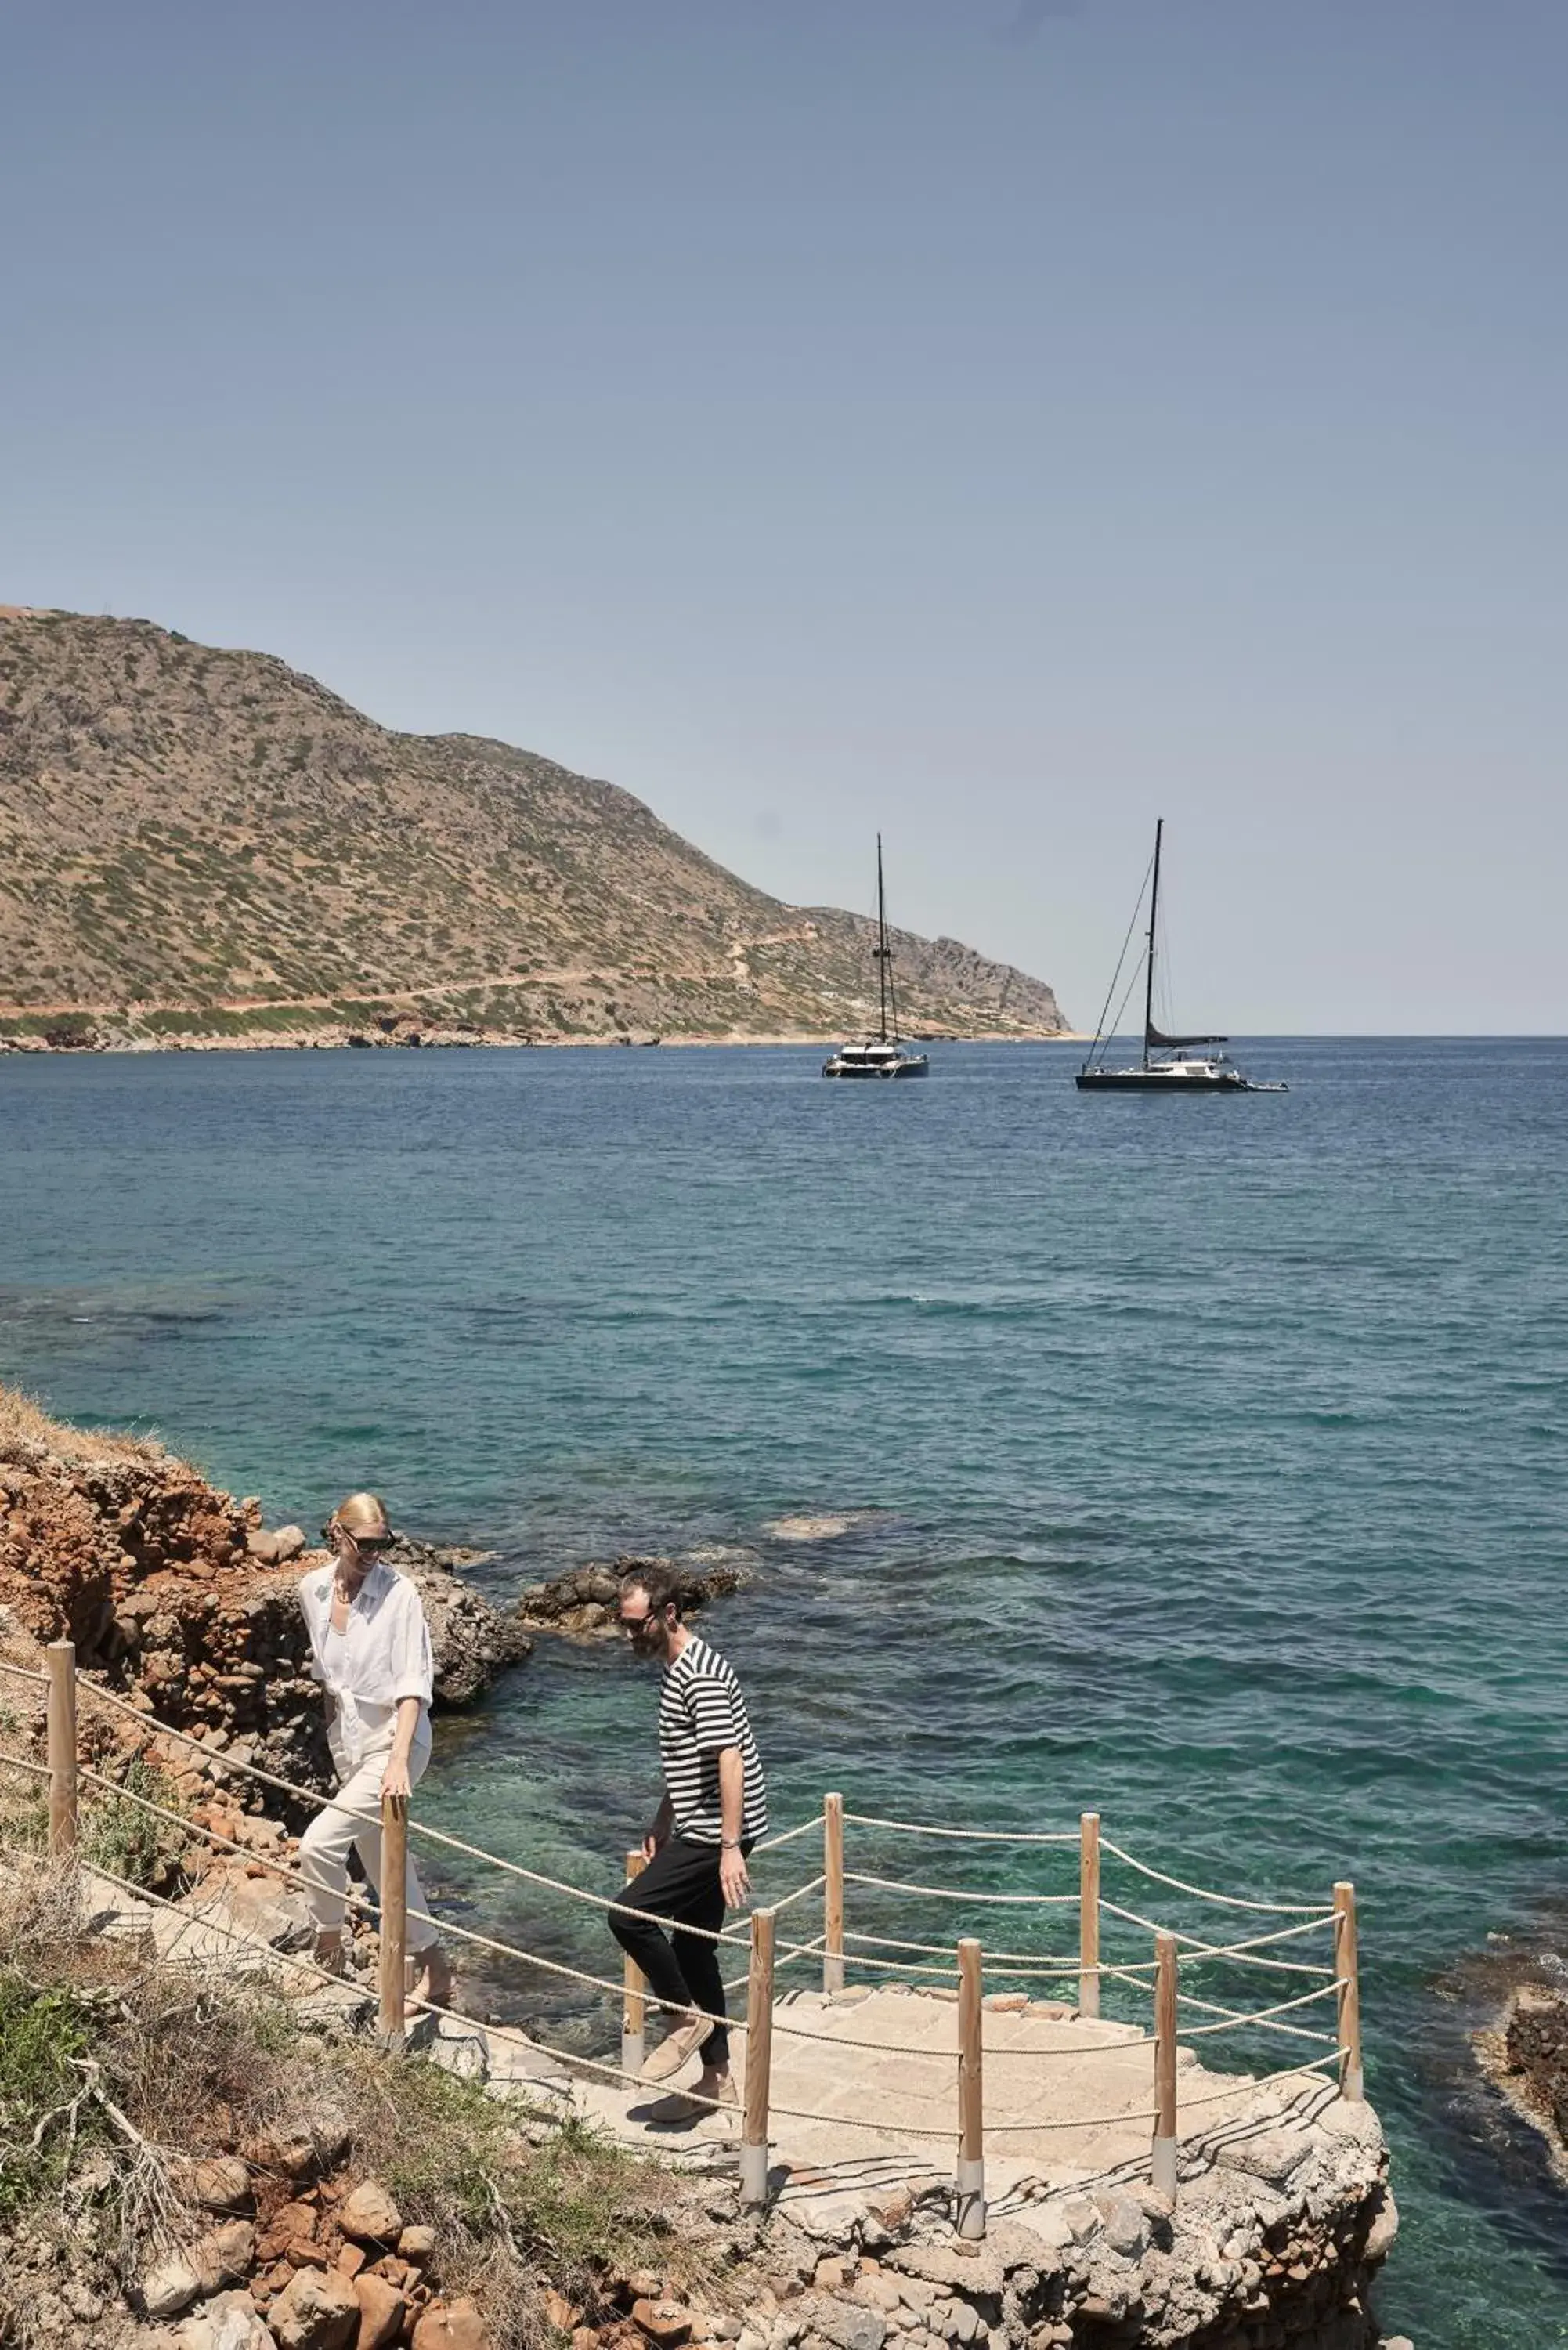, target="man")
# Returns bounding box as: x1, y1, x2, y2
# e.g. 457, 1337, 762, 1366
609, 1561, 768, 2121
